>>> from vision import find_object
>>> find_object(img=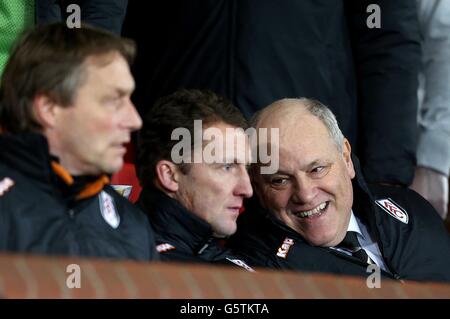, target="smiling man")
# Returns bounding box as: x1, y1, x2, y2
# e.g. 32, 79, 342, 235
229, 98, 450, 282
136, 89, 254, 270
0, 23, 157, 260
